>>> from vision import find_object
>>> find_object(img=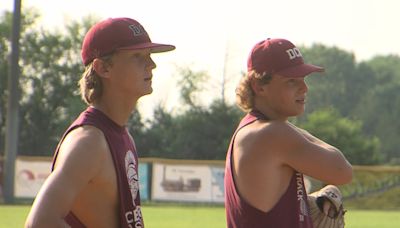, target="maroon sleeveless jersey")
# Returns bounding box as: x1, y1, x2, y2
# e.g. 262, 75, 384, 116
224, 111, 313, 228
52, 107, 144, 228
